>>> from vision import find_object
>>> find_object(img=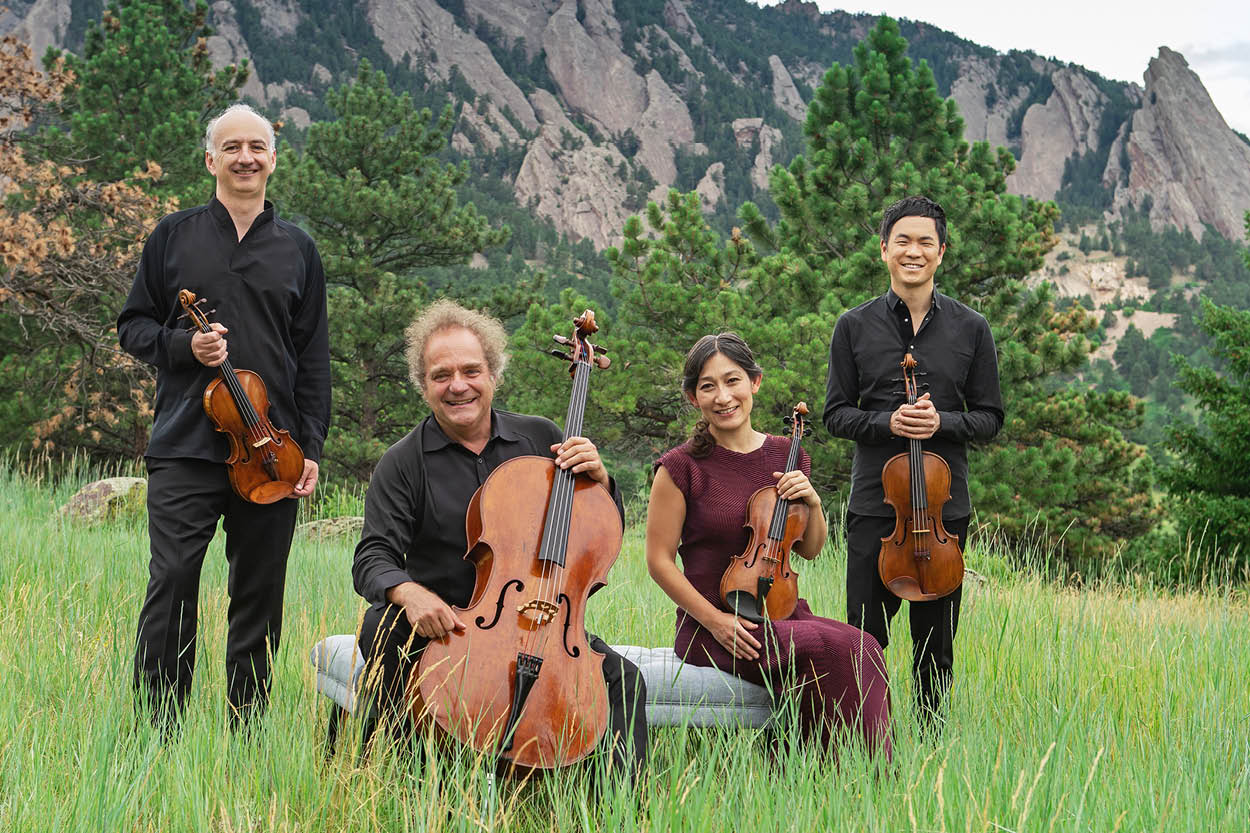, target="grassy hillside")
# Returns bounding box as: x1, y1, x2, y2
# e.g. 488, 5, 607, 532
1, 462, 1246, 831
